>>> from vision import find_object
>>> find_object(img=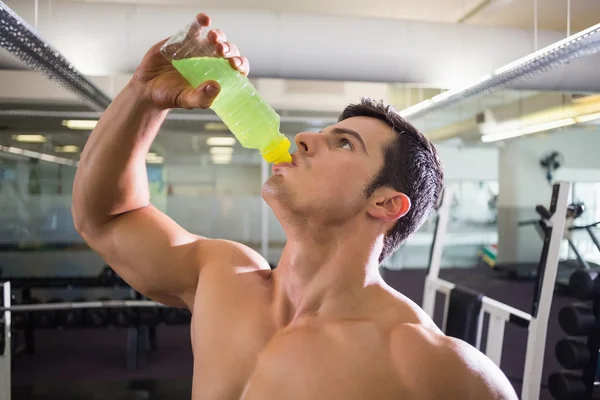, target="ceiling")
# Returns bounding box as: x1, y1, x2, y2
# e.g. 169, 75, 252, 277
0, 0, 599, 166
61, 0, 600, 32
